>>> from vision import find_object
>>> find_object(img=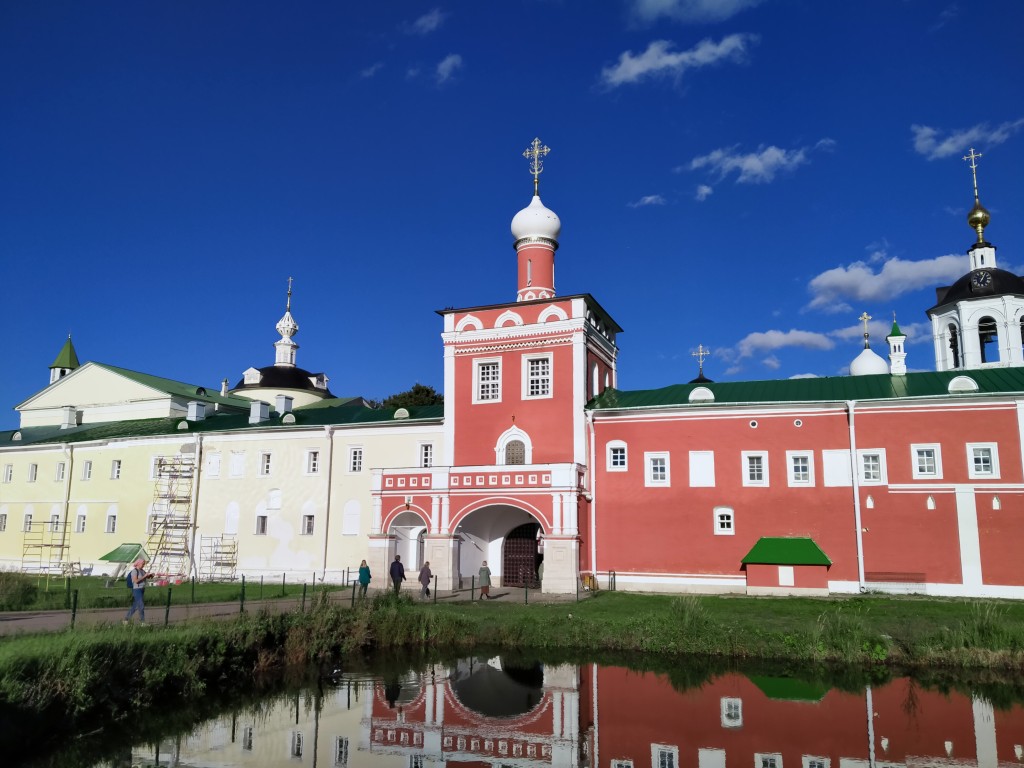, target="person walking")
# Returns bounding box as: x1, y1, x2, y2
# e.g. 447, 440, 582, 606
358, 559, 371, 598
123, 557, 154, 624
389, 555, 406, 594
418, 561, 432, 600
478, 560, 493, 600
